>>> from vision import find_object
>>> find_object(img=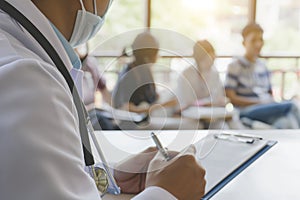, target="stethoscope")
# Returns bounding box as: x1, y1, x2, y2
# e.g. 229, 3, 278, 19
0, 0, 120, 195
